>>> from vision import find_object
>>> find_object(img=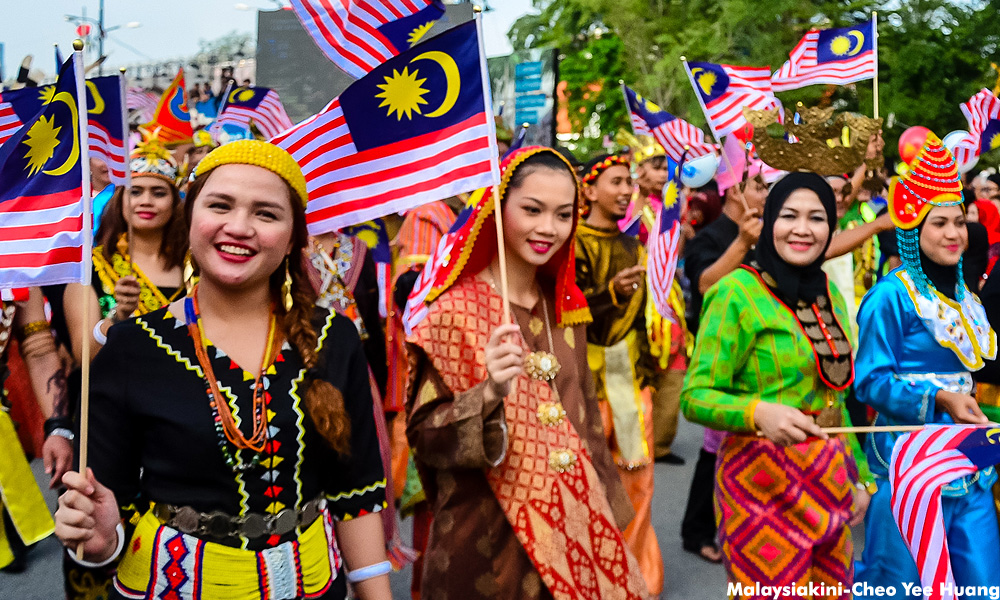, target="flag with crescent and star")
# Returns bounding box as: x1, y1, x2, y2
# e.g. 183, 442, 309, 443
341, 218, 394, 318
771, 19, 877, 91
0, 74, 128, 185
646, 163, 683, 322
213, 86, 294, 141
273, 19, 500, 233
952, 89, 1000, 167
291, 0, 446, 79
0, 57, 87, 287
622, 83, 716, 162
684, 61, 781, 138
143, 69, 193, 145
